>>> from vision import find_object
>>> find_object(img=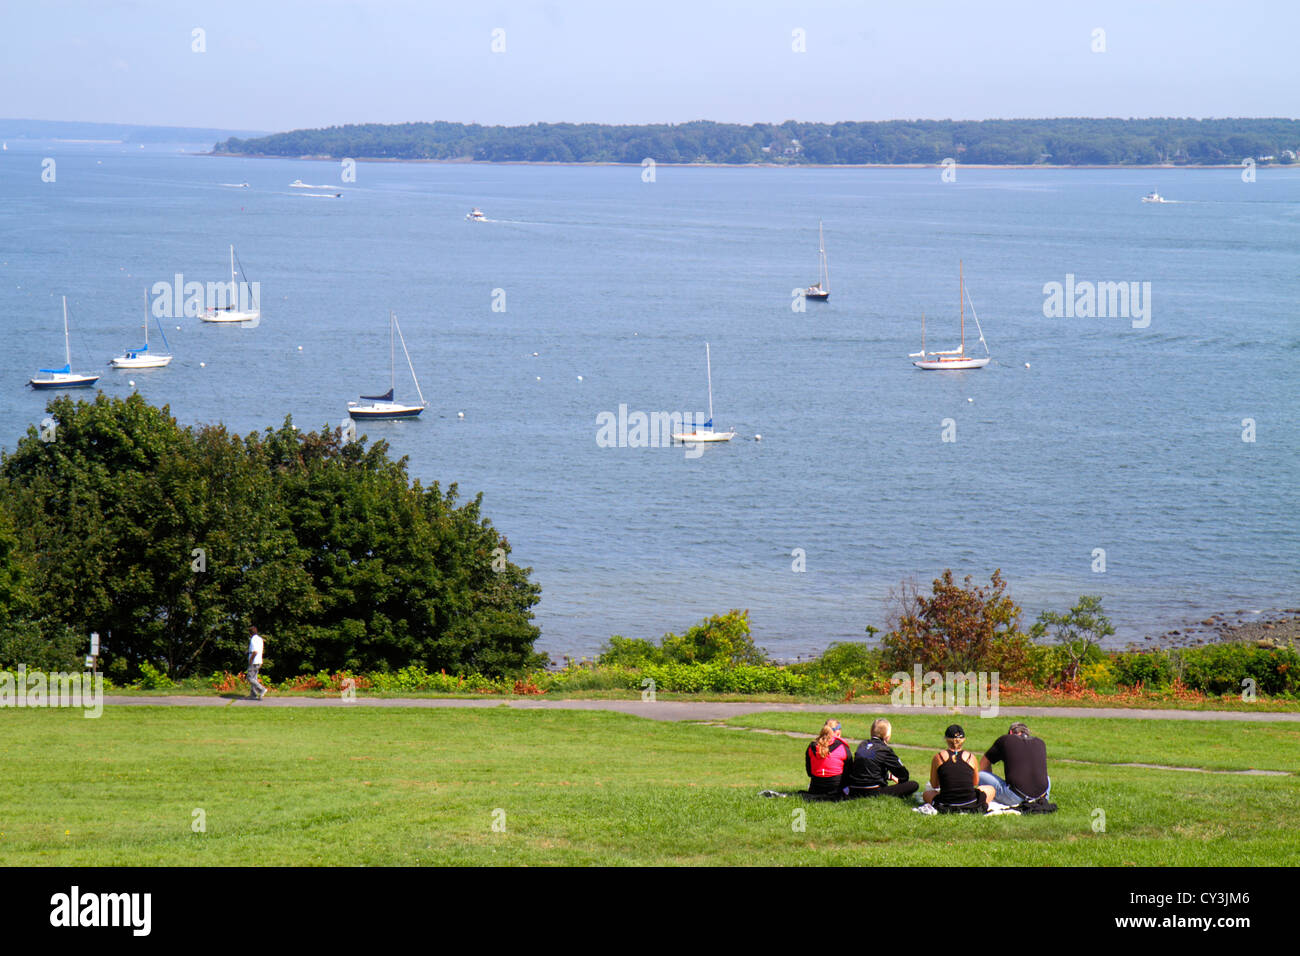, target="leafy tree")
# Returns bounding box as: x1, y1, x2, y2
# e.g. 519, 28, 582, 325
1, 394, 543, 679
882, 569, 1024, 673
1030, 595, 1115, 686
